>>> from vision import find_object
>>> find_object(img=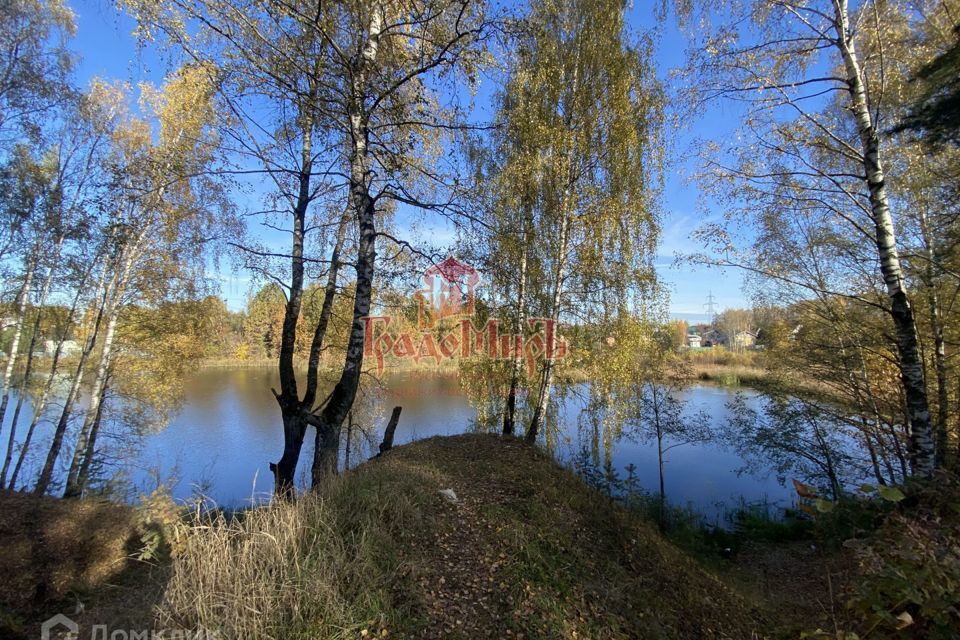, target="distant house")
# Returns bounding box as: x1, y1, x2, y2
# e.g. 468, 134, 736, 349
44, 339, 81, 357
733, 330, 758, 349
687, 323, 727, 347
702, 328, 726, 347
